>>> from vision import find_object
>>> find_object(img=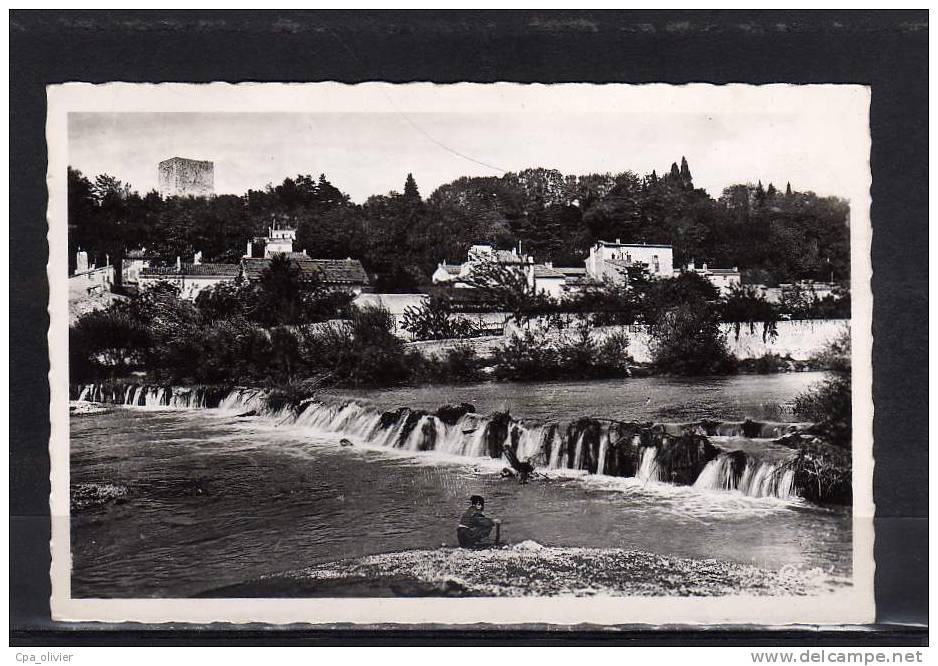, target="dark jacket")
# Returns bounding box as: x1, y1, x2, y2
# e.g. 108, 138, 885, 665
457, 507, 495, 548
